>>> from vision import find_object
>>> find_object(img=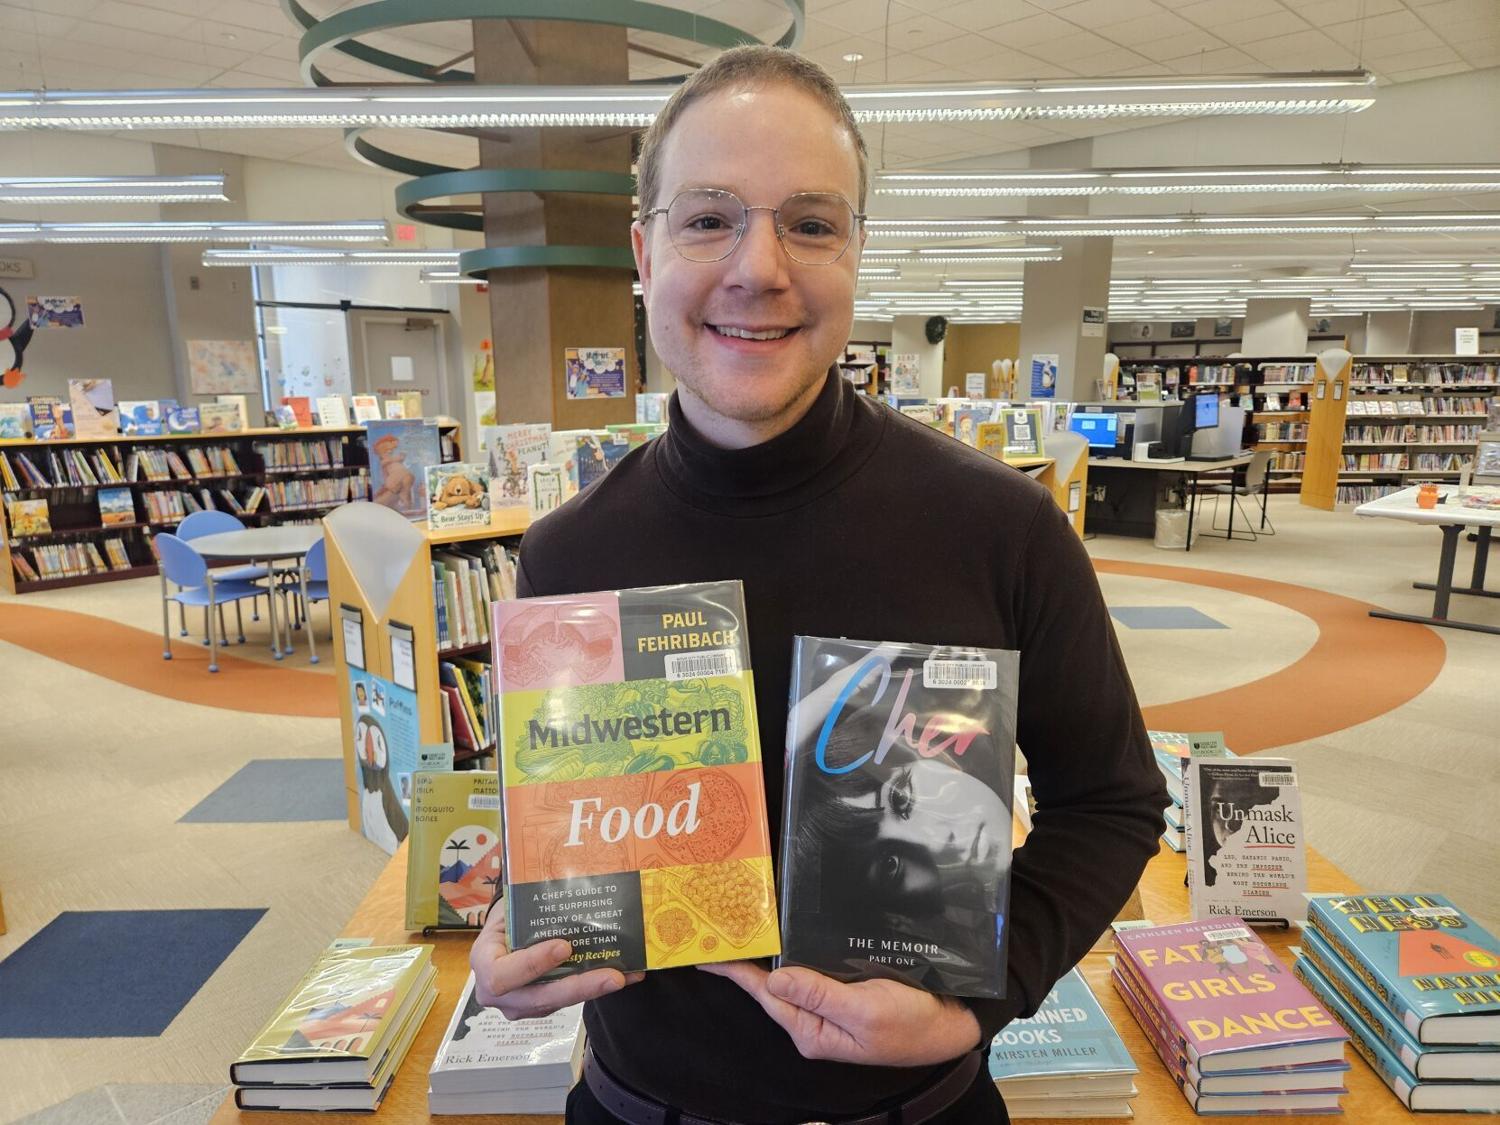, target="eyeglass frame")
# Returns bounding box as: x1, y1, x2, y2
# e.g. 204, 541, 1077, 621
640, 187, 867, 266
